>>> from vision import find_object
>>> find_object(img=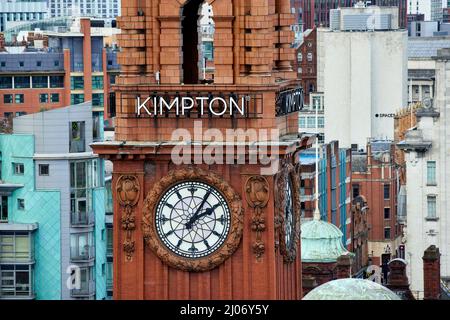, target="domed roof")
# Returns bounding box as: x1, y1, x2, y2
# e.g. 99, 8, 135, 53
302, 278, 401, 300
301, 218, 350, 262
